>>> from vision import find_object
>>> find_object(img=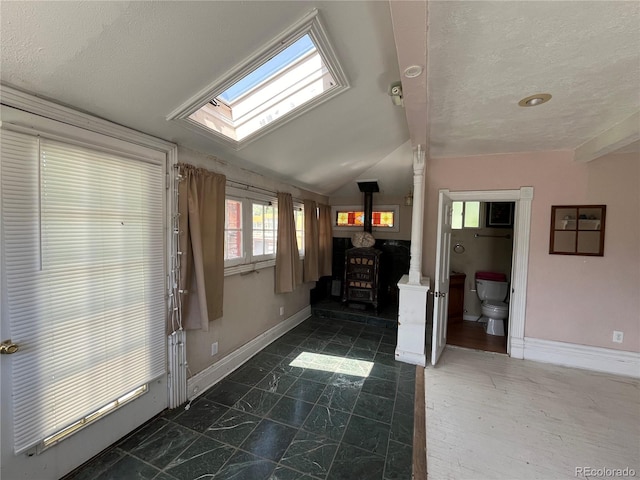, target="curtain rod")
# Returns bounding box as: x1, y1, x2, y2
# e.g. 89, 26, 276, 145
226, 179, 303, 204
